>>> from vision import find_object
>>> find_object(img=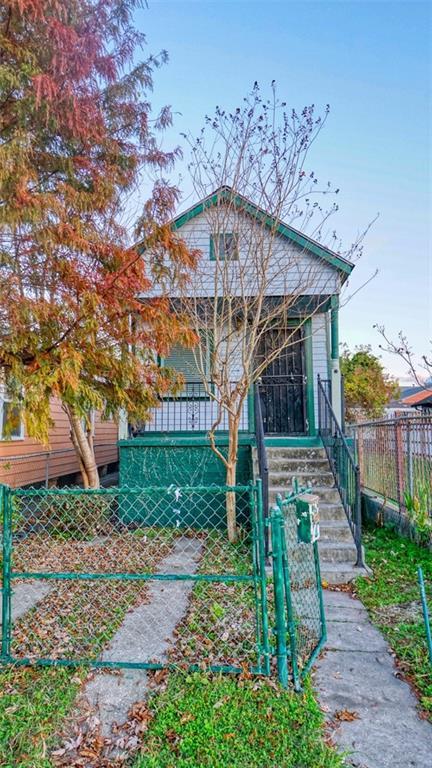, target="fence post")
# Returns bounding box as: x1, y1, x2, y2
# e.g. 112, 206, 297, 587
357, 428, 364, 483
418, 567, 432, 665
406, 422, 414, 497
1, 485, 12, 662
270, 506, 289, 688
394, 421, 405, 516
354, 466, 365, 568
254, 480, 271, 676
